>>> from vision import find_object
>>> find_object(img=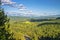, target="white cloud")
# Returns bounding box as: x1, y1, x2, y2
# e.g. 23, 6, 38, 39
1, 0, 16, 5
18, 4, 26, 10
1, 0, 33, 16
27, 10, 32, 14
1, 0, 27, 10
